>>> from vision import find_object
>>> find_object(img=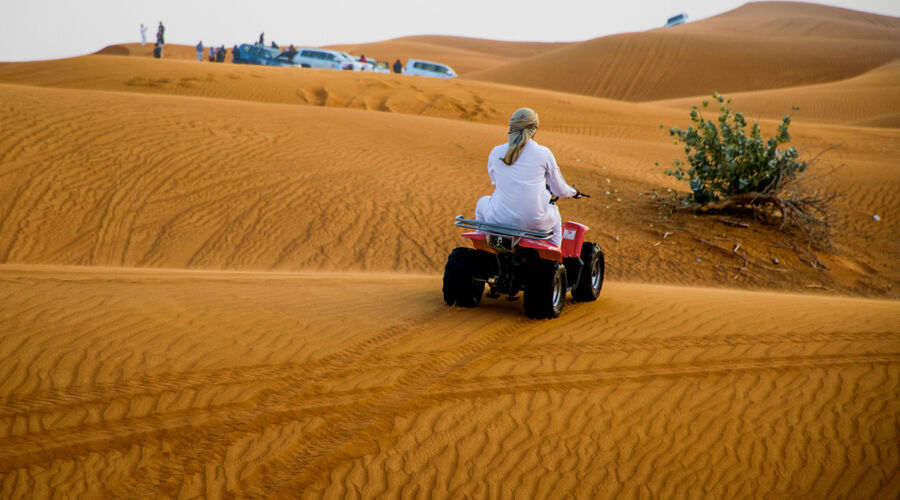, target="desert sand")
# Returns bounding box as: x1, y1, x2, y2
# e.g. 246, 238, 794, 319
1, 1, 898, 498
